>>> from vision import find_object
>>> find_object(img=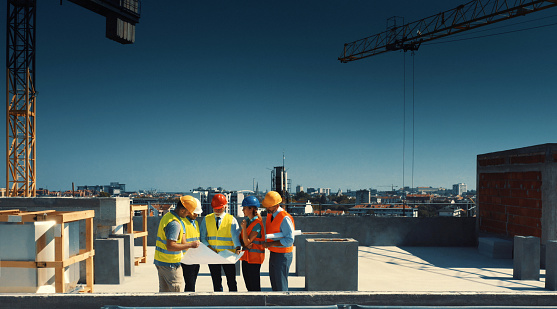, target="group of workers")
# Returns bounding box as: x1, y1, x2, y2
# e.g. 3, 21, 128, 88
154, 190, 295, 293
